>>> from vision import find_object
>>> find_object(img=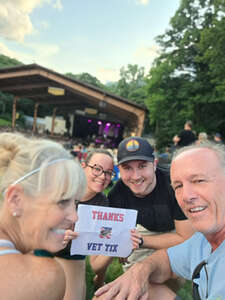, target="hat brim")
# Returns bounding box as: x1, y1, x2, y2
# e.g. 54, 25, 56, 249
118, 156, 154, 165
